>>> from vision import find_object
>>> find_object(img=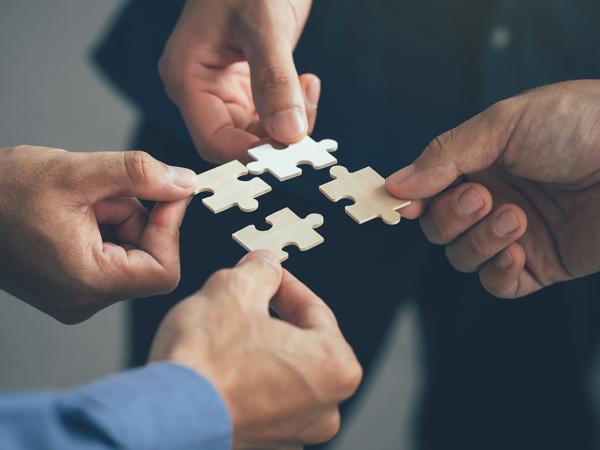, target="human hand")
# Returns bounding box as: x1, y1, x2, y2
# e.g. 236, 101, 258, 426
0, 146, 197, 322
159, 0, 319, 163
386, 80, 600, 298
149, 250, 363, 449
